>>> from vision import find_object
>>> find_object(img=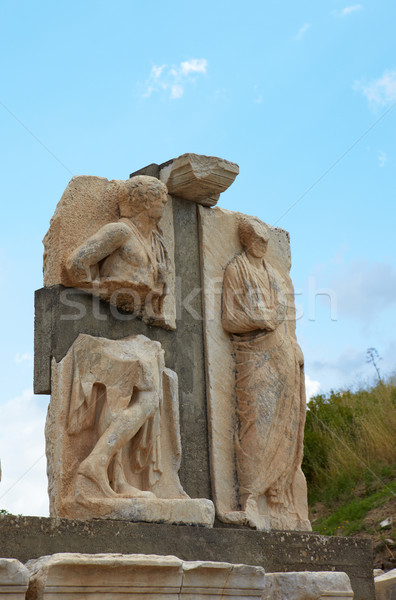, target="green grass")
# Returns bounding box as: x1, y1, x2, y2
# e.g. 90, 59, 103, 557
303, 379, 396, 507
304, 379, 396, 538
311, 478, 396, 536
